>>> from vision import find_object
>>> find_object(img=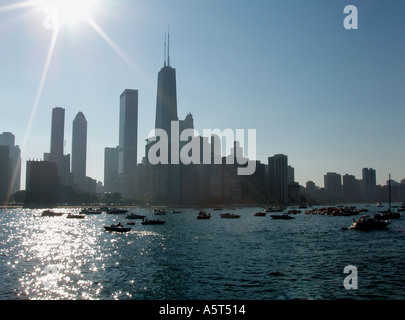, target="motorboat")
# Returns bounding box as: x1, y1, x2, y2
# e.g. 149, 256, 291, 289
197, 211, 211, 219
220, 213, 241, 219
288, 209, 302, 214
66, 213, 85, 219
141, 219, 166, 225
270, 214, 295, 220
107, 208, 129, 214
374, 211, 402, 220
349, 215, 390, 231
80, 207, 102, 214
126, 213, 146, 219
253, 212, 267, 216
104, 224, 131, 232
376, 202, 383, 207
171, 209, 182, 213
265, 206, 285, 213
41, 210, 64, 217
153, 208, 167, 215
